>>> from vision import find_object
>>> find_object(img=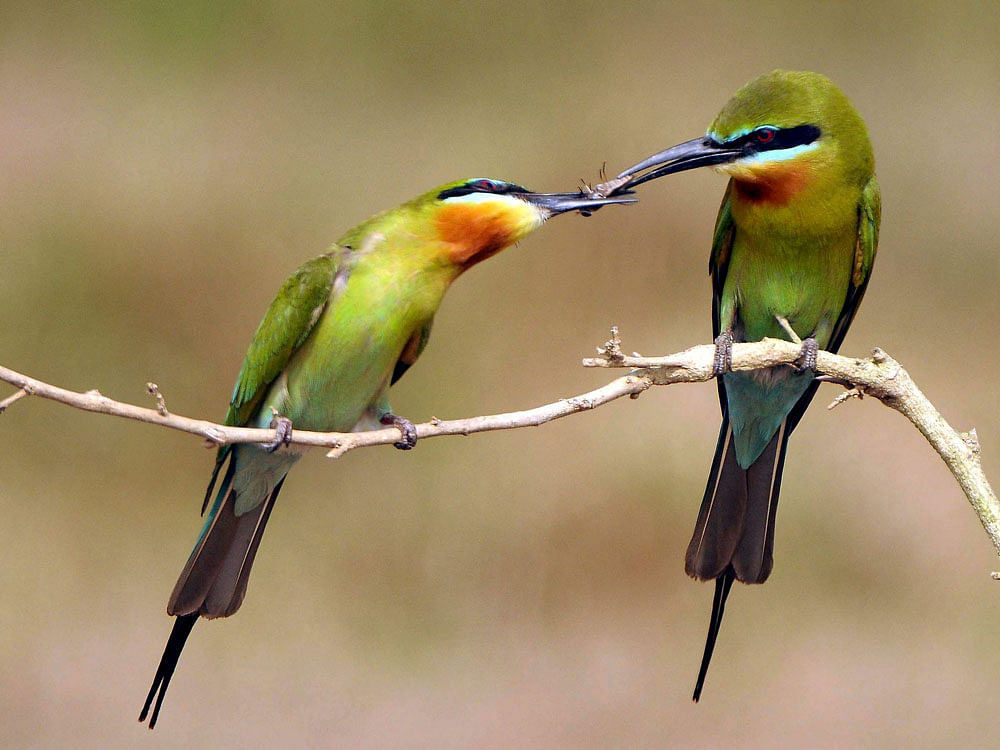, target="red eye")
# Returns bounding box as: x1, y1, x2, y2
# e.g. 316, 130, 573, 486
474, 180, 496, 191
756, 129, 775, 143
